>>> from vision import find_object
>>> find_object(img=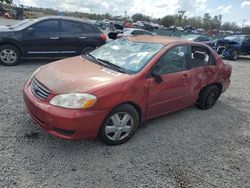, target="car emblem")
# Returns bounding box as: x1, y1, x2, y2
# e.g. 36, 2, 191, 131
35, 85, 39, 93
